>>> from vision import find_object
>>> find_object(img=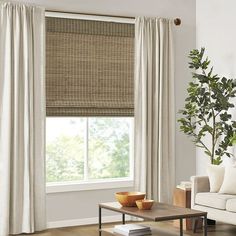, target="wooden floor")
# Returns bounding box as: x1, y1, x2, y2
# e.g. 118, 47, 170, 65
19, 222, 236, 236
